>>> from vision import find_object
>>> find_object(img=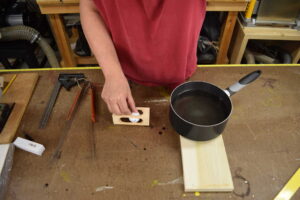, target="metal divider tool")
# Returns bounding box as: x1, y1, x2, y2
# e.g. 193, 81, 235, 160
50, 81, 96, 163
39, 73, 85, 129
66, 81, 96, 122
